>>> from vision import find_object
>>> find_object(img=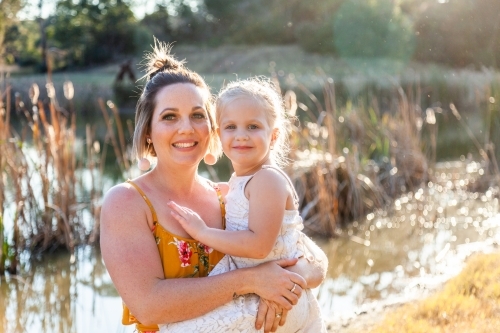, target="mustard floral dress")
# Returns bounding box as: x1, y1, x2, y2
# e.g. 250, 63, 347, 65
122, 180, 226, 333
